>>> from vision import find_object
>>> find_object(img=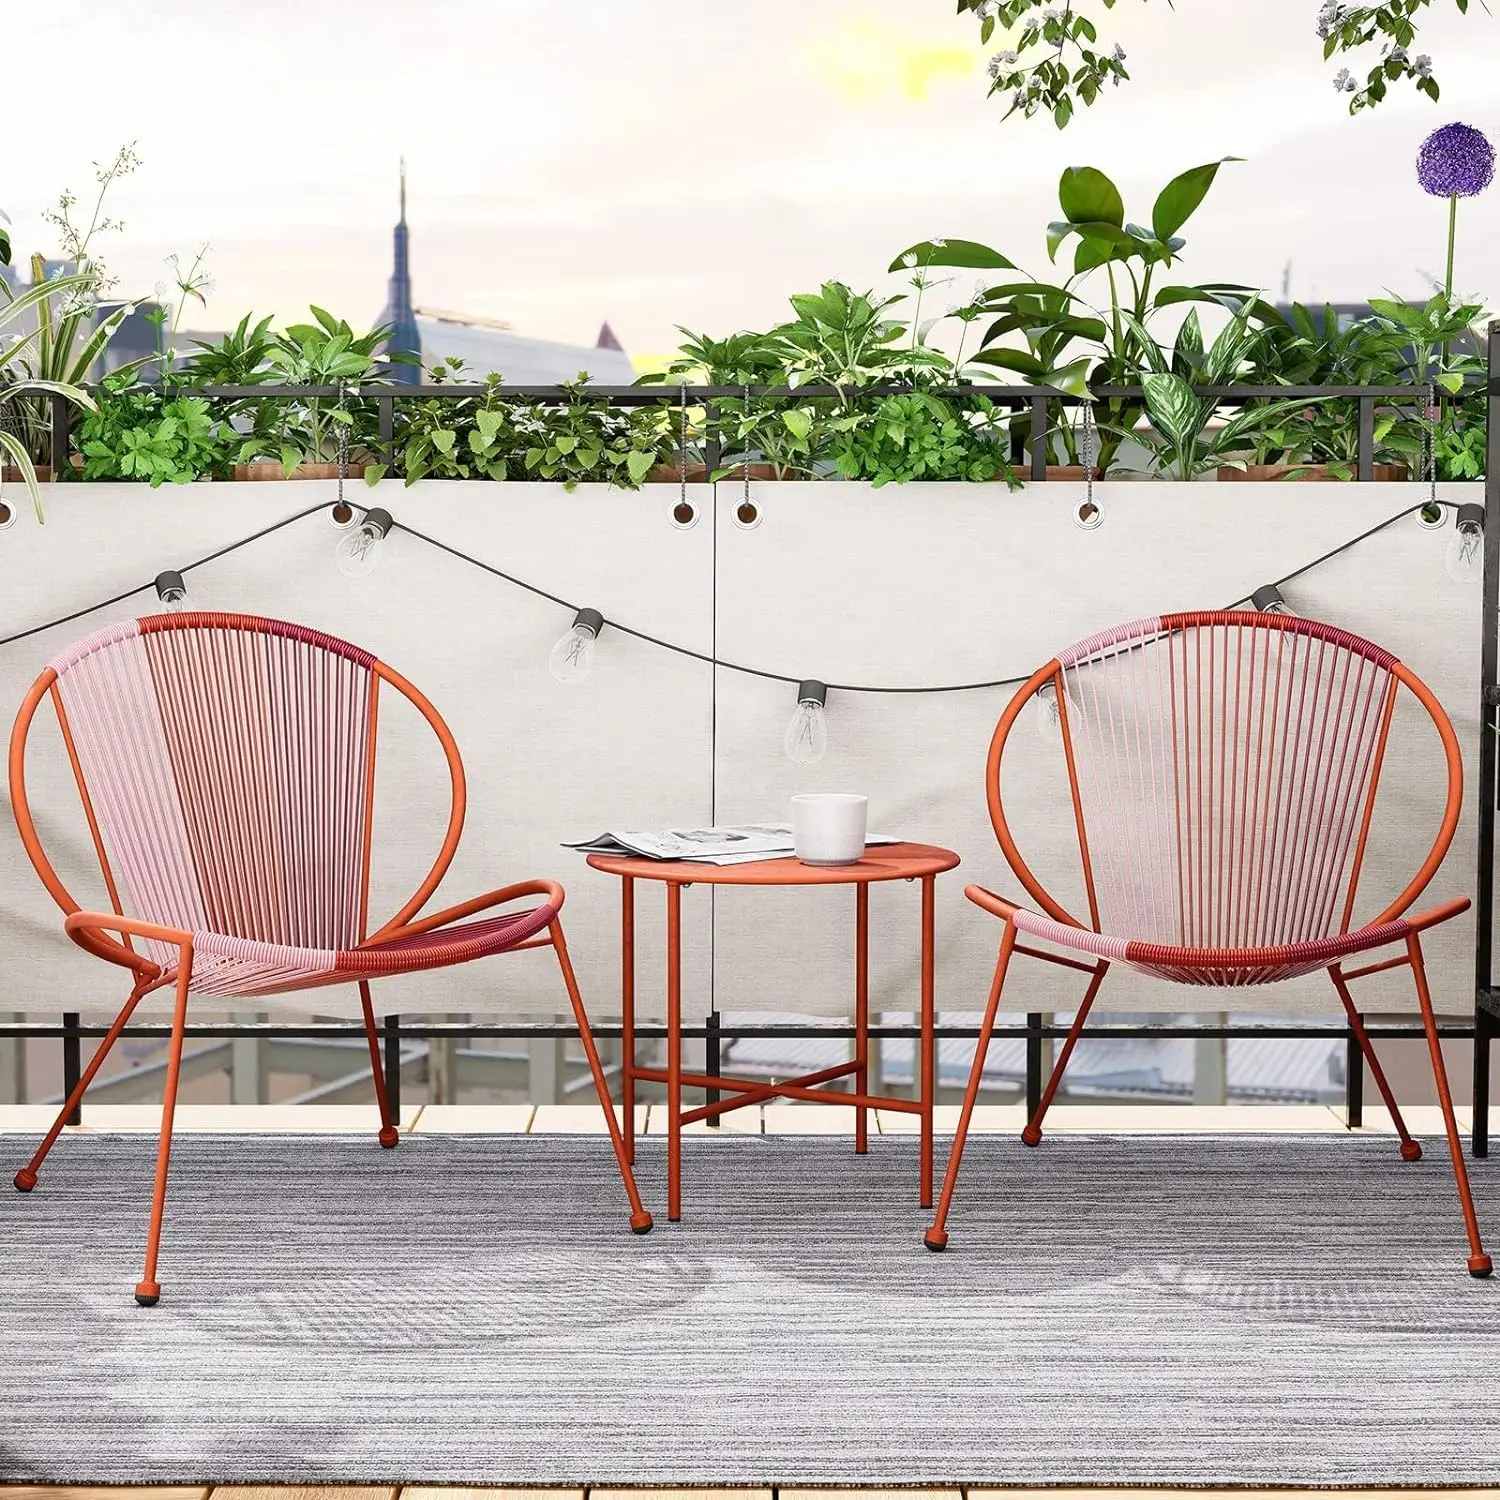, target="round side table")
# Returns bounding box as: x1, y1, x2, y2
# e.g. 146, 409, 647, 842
586, 842, 961, 1221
